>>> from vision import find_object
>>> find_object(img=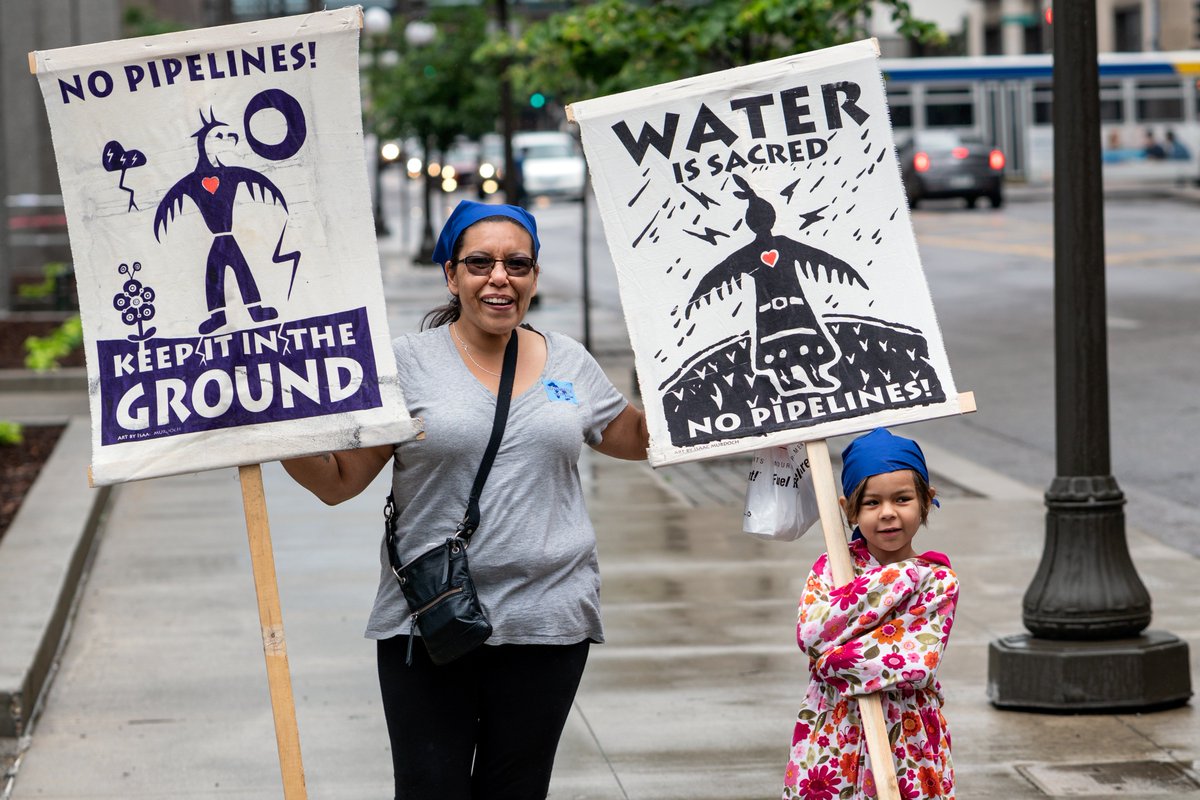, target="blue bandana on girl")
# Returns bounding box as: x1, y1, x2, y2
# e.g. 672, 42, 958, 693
840, 428, 941, 508
431, 200, 541, 272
